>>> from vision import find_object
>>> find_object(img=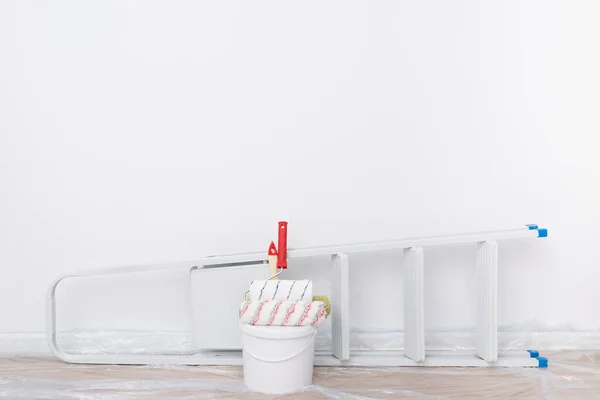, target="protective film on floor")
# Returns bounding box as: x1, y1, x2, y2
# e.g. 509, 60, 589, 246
0, 351, 599, 399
